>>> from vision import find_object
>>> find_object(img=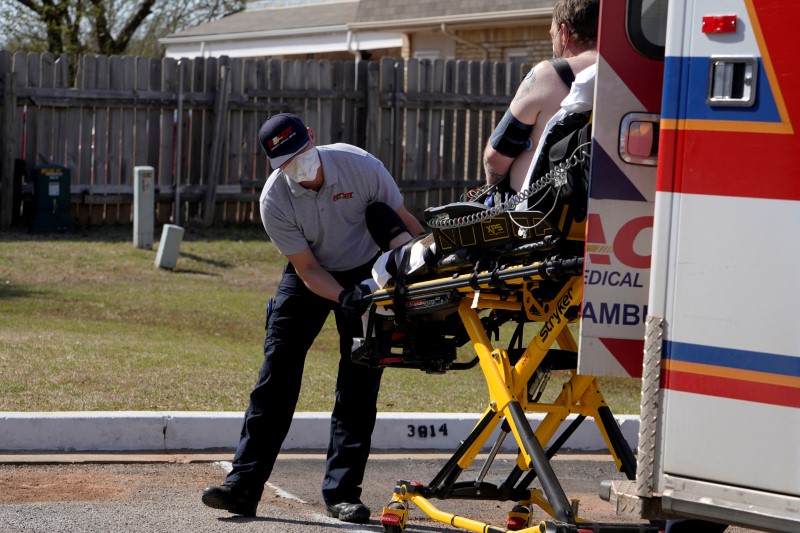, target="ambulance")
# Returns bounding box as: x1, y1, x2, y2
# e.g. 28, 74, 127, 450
585, 0, 800, 531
